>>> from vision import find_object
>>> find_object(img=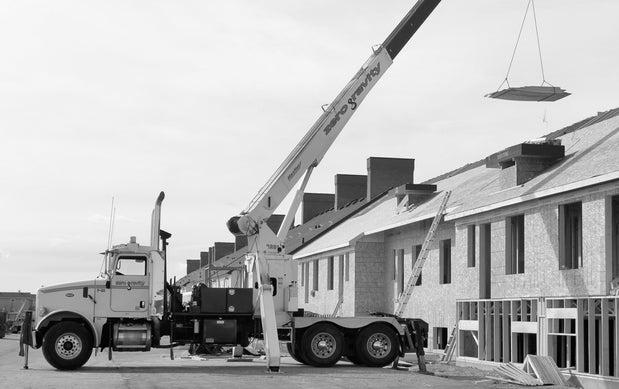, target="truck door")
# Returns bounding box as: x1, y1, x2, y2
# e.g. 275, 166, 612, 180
110, 255, 149, 313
